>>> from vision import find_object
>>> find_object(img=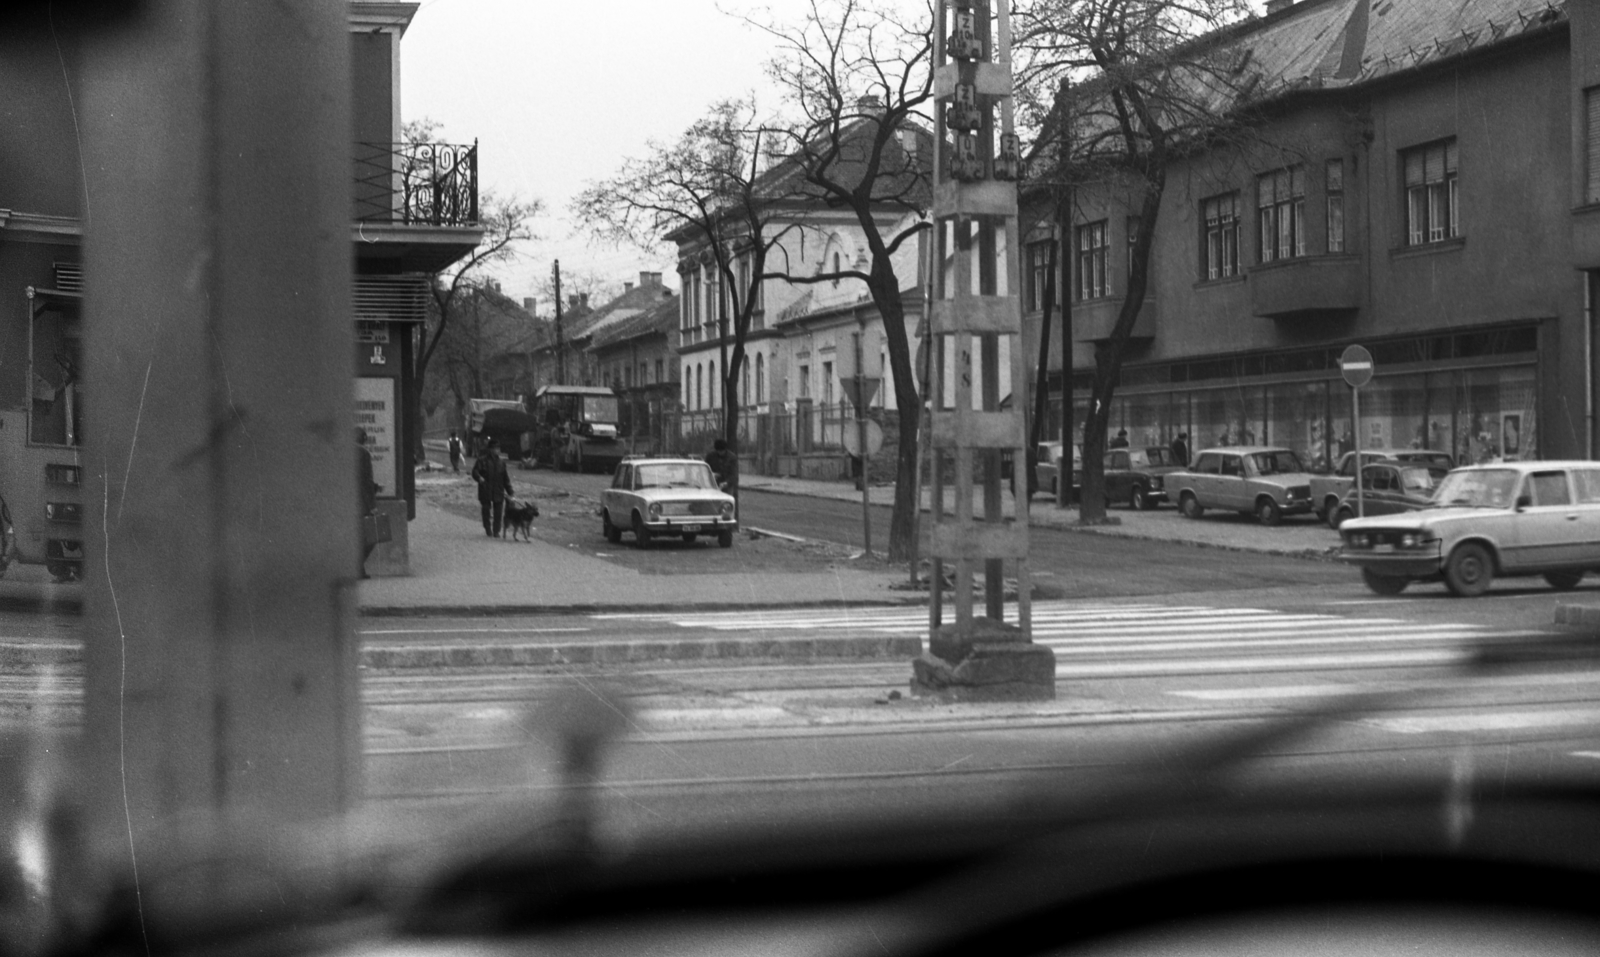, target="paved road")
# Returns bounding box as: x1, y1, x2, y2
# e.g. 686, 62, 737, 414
360, 587, 1600, 838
